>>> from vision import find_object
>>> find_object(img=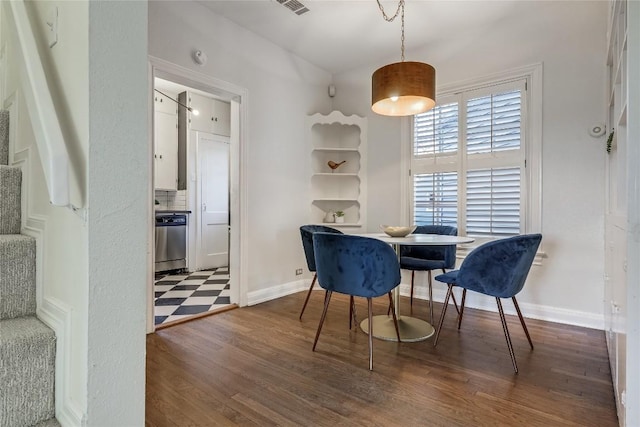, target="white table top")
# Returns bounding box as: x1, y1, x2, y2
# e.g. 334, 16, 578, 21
353, 233, 474, 246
